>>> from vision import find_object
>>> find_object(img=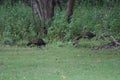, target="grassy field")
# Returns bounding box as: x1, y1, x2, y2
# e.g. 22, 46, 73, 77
0, 44, 120, 80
